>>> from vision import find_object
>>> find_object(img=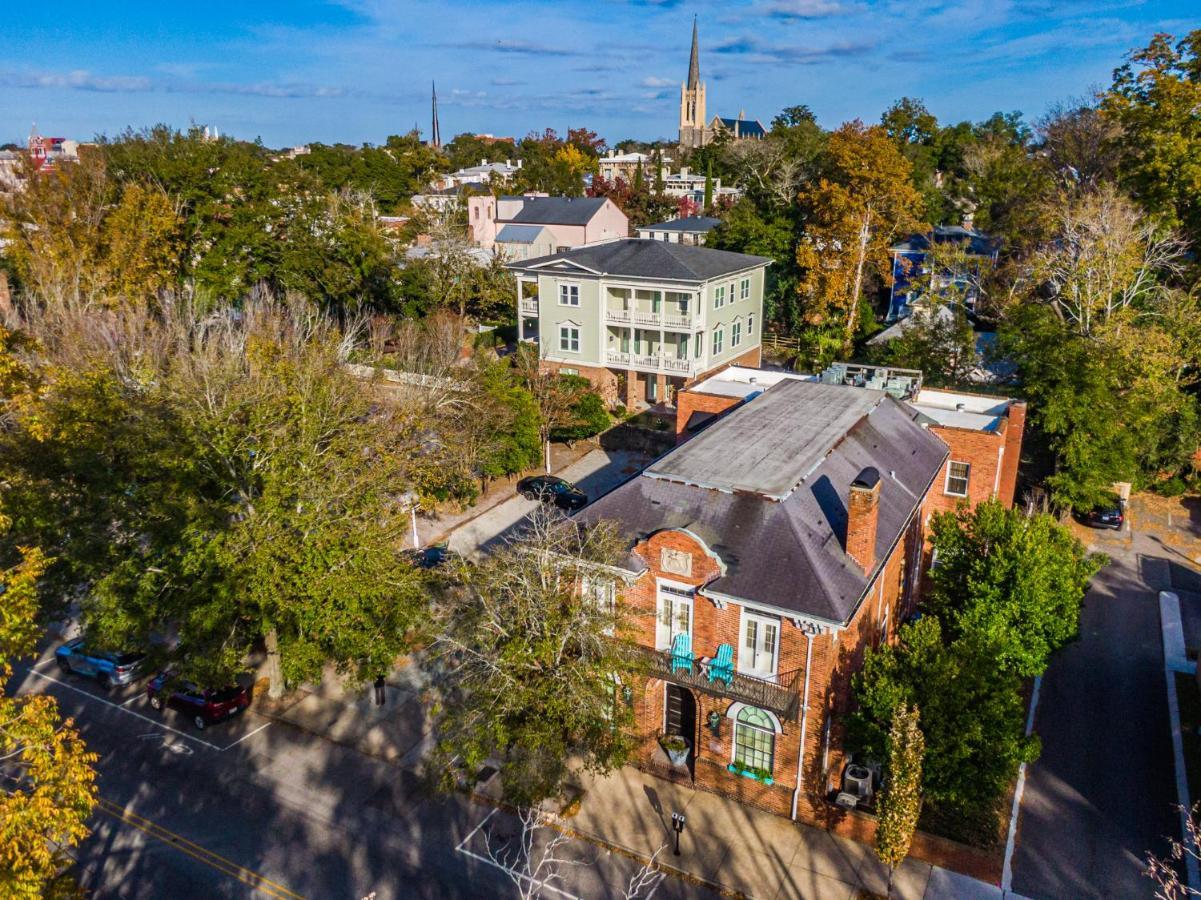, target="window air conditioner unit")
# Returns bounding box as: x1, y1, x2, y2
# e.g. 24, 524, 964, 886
844, 764, 874, 800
